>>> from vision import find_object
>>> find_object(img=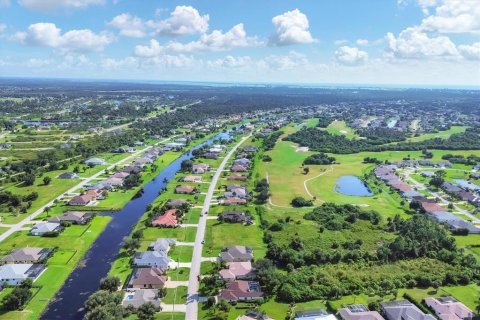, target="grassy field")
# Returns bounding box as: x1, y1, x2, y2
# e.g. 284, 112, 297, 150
406, 126, 468, 142
0, 216, 111, 320
325, 120, 359, 140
